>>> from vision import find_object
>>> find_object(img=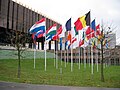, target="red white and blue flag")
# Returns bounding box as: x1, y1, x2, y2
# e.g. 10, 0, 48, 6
35, 30, 44, 38
29, 18, 46, 34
